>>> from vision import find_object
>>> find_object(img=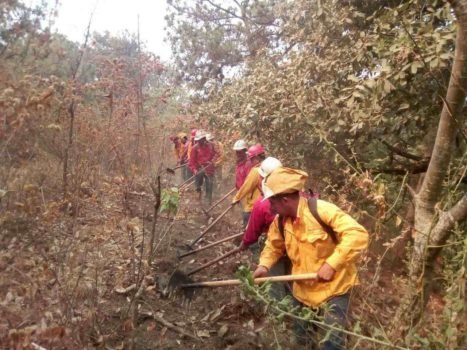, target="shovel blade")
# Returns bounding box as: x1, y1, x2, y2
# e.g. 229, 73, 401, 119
167, 270, 196, 301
